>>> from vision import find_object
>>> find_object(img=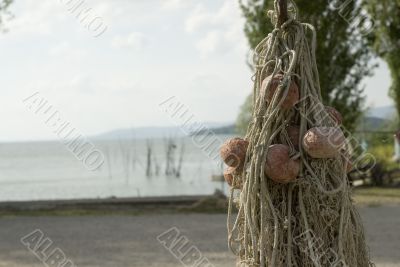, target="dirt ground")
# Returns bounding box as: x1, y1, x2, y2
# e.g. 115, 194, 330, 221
0, 205, 398, 267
